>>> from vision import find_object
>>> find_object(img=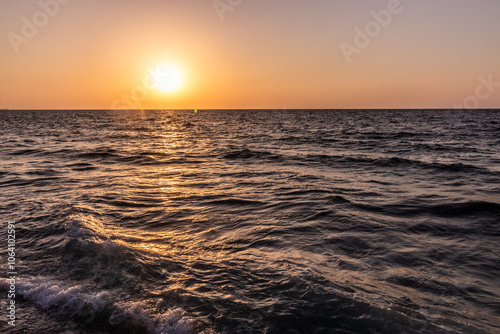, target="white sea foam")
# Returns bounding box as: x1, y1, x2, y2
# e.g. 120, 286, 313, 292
9, 276, 204, 334
155, 308, 194, 334
17, 277, 111, 322
66, 226, 89, 237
